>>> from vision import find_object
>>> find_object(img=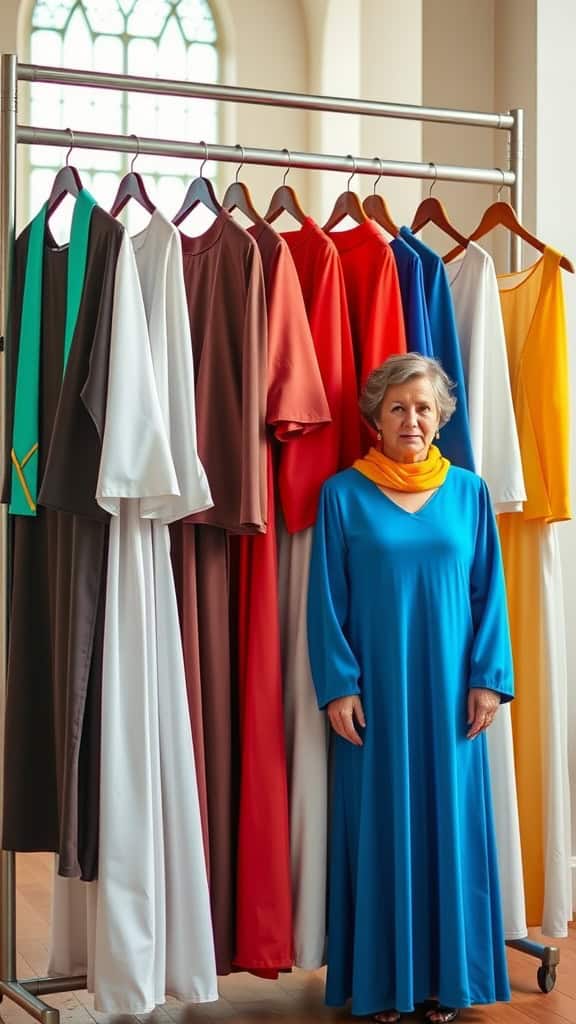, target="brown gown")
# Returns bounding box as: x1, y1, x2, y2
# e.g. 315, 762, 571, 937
2, 209, 124, 880
171, 209, 267, 974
